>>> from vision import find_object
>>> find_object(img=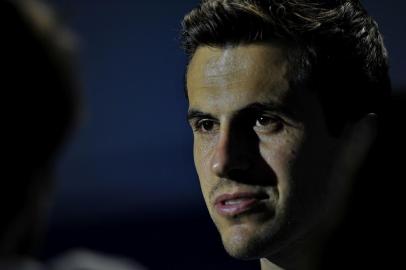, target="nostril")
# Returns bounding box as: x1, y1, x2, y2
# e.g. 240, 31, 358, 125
211, 149, 251, 178
210, 126, 253, 177
211, 152, 228, 177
